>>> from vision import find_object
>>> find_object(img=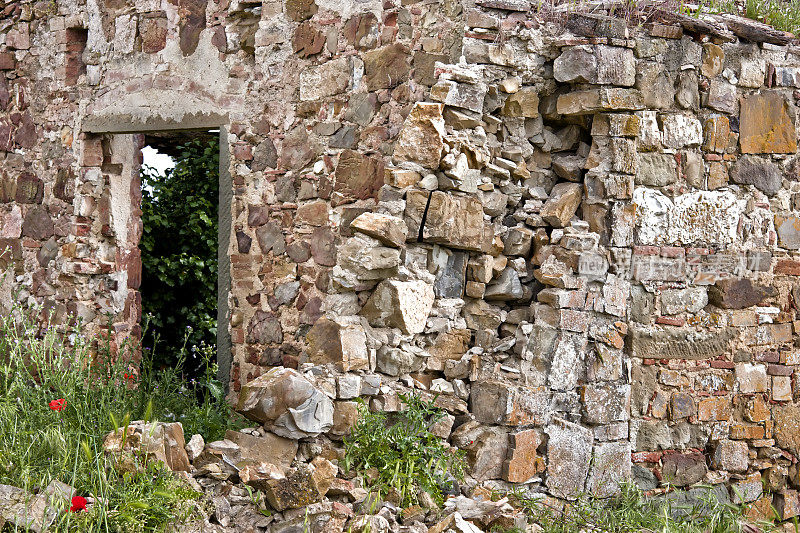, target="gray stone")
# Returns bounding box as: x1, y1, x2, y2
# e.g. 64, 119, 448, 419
554, 46, 596, 83
632, 464, 658, 490
433, 248, 468, 299
596, 45, 636, 86
730, 156, 782, 196
582, 383, 630, 424
430, 79, 487, 114
503, 226, 533, 256
586, 441, 631, 498
776, 216, 800, 250
545, 418, 592, 500
376, 346, 423, 376
484, 267, 523, 301
629, 326, 736, 360
552, 154, 585, 181
636, 153, 678, 186
661, 287, 708, 315
662, 453, 708, 487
